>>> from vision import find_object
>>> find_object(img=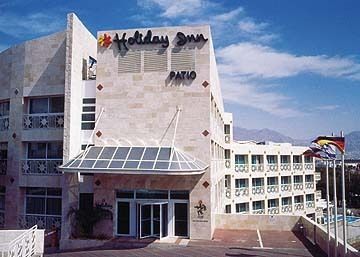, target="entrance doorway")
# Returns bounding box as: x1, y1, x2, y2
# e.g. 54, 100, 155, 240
138, 202, 168, 239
